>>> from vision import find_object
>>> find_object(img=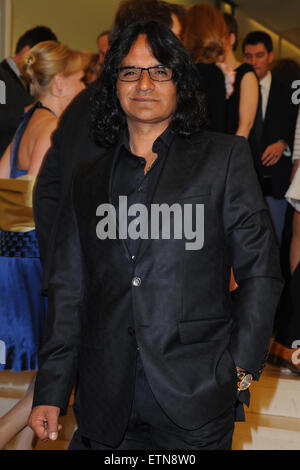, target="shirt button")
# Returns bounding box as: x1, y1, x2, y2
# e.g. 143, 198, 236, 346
132, 277, 141, 287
